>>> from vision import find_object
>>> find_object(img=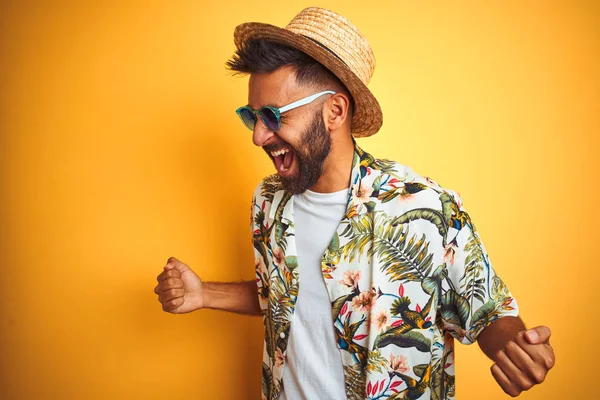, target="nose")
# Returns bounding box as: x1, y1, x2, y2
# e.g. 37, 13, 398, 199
252, 117, 275, 147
